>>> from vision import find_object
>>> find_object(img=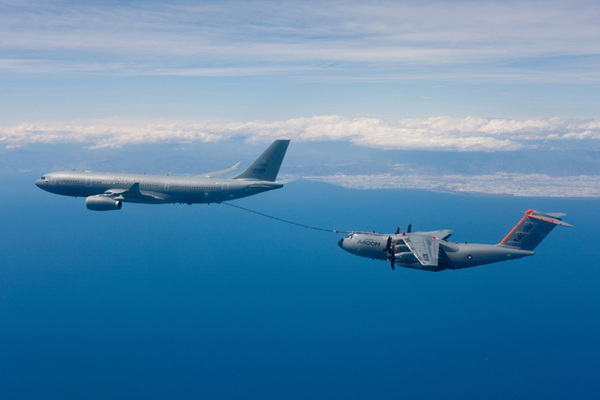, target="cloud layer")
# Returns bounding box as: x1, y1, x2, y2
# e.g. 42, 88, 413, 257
2, 116, 599, 151
2, 0, 600, 81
